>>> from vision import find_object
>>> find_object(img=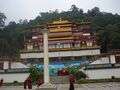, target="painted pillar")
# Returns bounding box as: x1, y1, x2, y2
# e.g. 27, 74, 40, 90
110, 55, 116, 64
43, 31, 49, 83
4, 61, 9, 69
